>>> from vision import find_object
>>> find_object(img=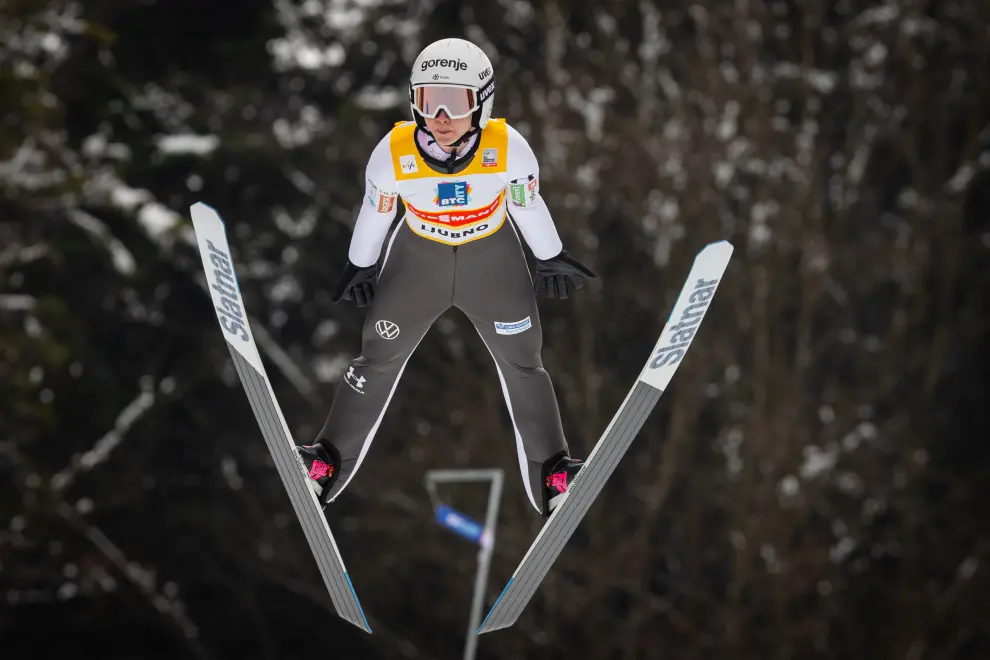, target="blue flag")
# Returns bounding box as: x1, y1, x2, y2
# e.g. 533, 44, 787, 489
434, 505, 485, 545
